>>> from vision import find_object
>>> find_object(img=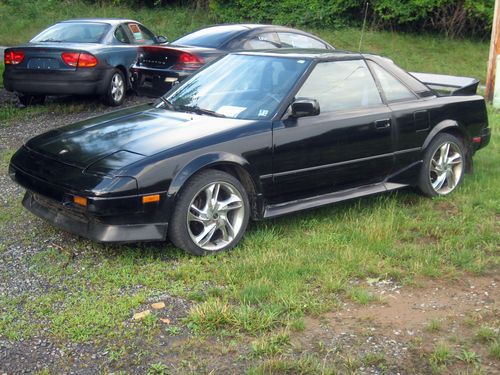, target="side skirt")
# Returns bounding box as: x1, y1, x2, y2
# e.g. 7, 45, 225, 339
263, 182, 407, 219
